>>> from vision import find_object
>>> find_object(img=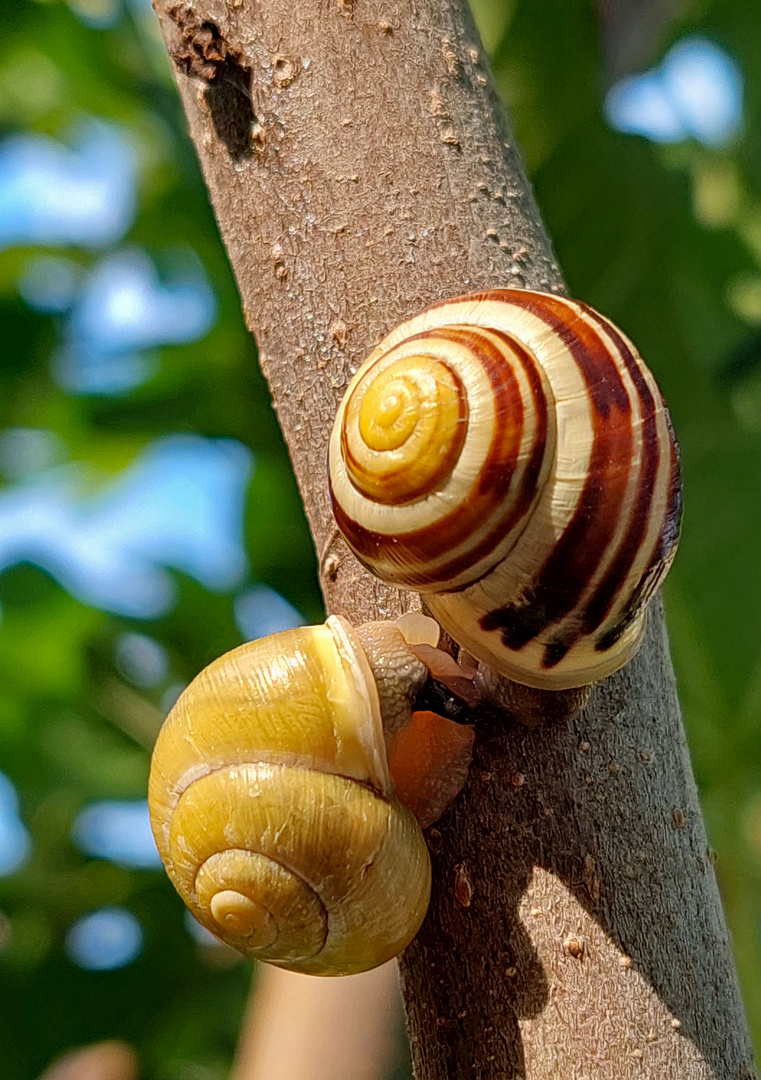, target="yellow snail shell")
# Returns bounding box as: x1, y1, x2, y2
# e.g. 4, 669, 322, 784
329, 289, 682, 690
148, 616, 432, 976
